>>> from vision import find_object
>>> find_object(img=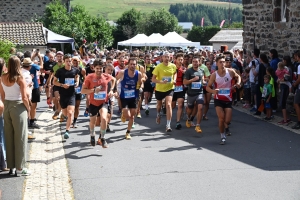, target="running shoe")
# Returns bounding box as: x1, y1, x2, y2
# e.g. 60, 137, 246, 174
48, 104, 53, 109
90, 136, 95, 146
225, 128, 231, 136
84, 110, 89, 117
52, 112, 59, 120
186, 120, 191, 128
277, 120, 290, 125
101, 138, 109, 148
264, 117, 272, 121
292, 122, 300, 129
64, 131, 69, 139
195, 125, 202, 133
137, 112, 142, 118
145, 109, 149, 116
16, 168, 31, 176
28, 122, 40, 129
121, 113, 126, 123
125, 132, 131, 140
220, 138, 226, 145
175, 122, 182, 130
72, 122, 78, 128
166, 125, 172, 132
156, 115, 161, 124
